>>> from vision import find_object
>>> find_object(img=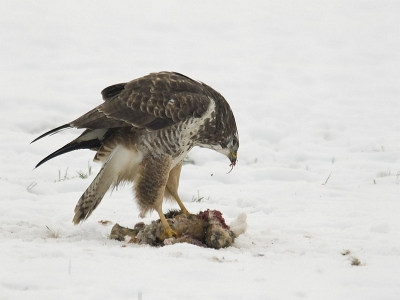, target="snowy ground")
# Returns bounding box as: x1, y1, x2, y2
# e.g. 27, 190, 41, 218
1, 1, 400, 299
